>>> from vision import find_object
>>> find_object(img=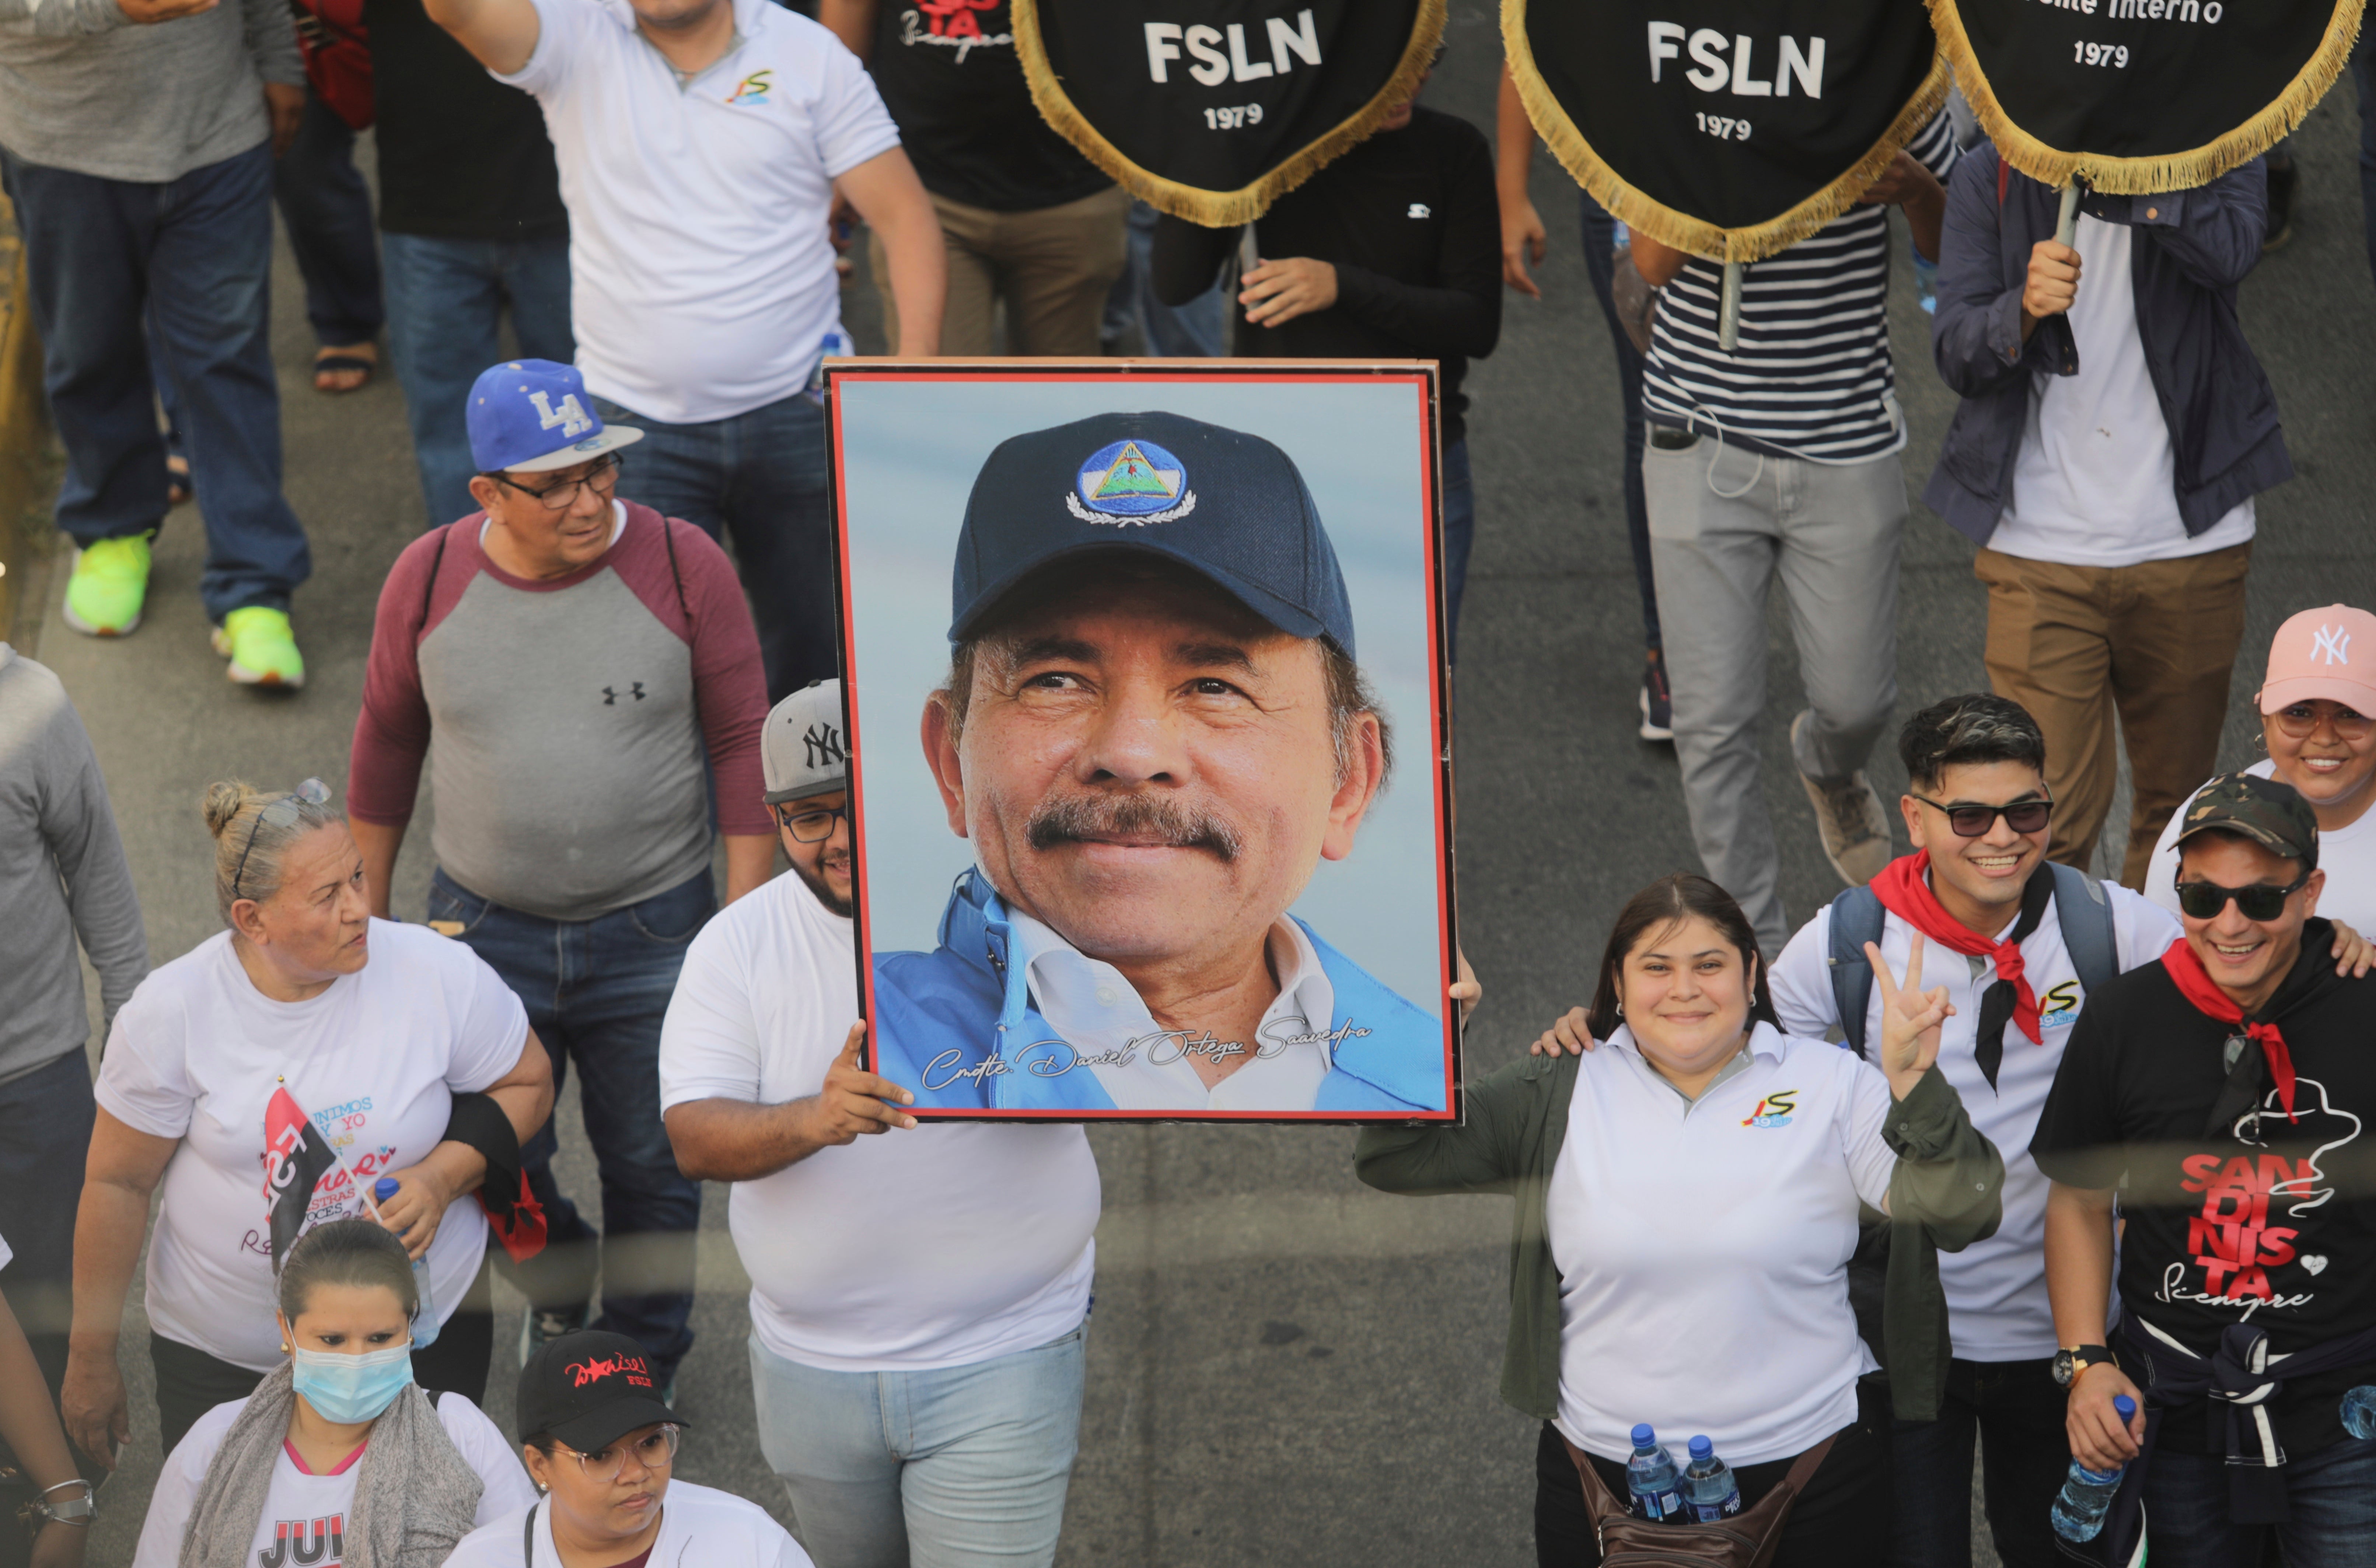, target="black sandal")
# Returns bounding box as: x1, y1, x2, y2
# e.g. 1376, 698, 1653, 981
313, 348, 377, 393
